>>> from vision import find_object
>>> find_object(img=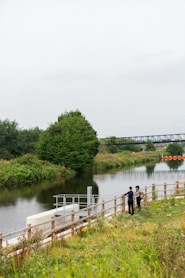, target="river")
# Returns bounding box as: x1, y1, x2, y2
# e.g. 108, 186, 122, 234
0, 160, 185, 235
